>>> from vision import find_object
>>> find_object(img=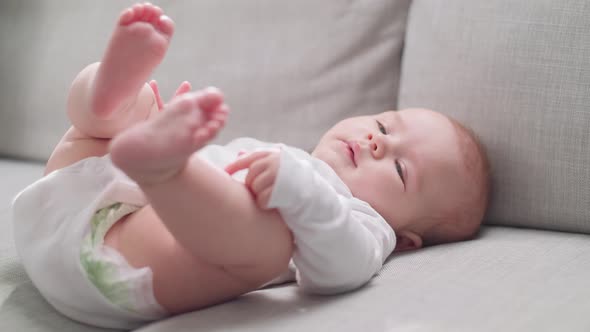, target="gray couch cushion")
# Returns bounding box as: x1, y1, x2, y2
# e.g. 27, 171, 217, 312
0, 0, 410, 160
139, 226, 590, 332
398, 0, 590, 233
